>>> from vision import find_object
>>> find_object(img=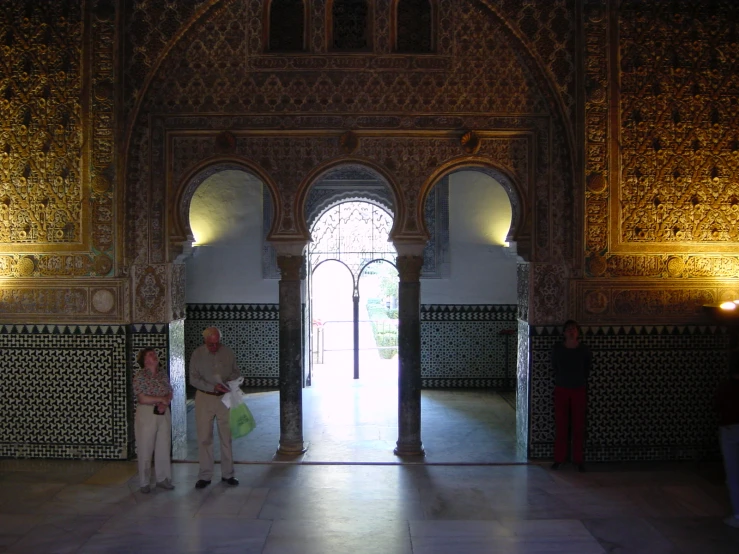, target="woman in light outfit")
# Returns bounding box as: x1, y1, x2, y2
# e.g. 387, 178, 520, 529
133, 348, 174, 493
